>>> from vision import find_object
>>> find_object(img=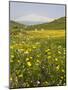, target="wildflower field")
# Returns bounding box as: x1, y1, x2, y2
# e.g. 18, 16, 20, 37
10, 29, 66, 88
